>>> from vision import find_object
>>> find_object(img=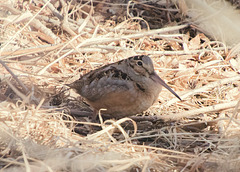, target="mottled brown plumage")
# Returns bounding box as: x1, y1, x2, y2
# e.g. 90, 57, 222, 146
68, 55, 181, 119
